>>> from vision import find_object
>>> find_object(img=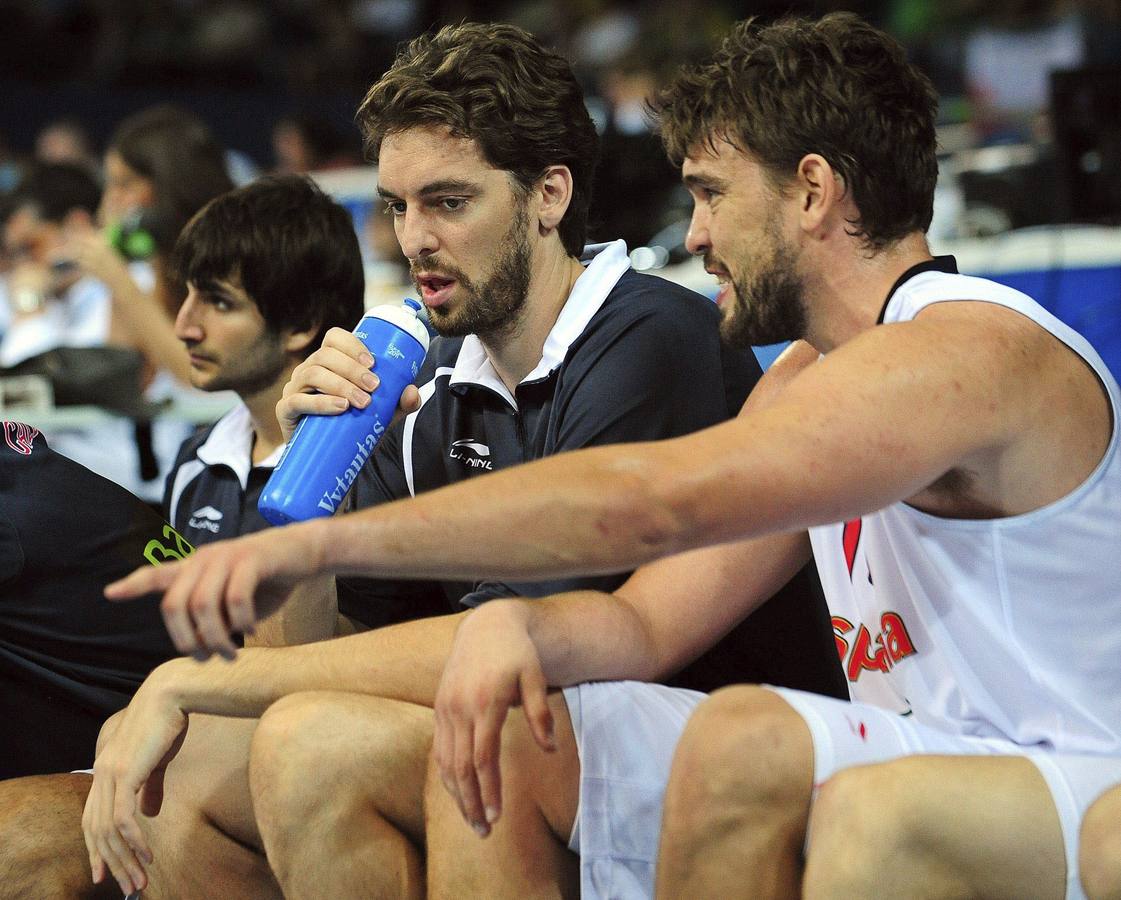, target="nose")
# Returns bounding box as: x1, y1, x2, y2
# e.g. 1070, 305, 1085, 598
395, 209, 437, 261
174, 291, 204, 343
684, 204, 710, 257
